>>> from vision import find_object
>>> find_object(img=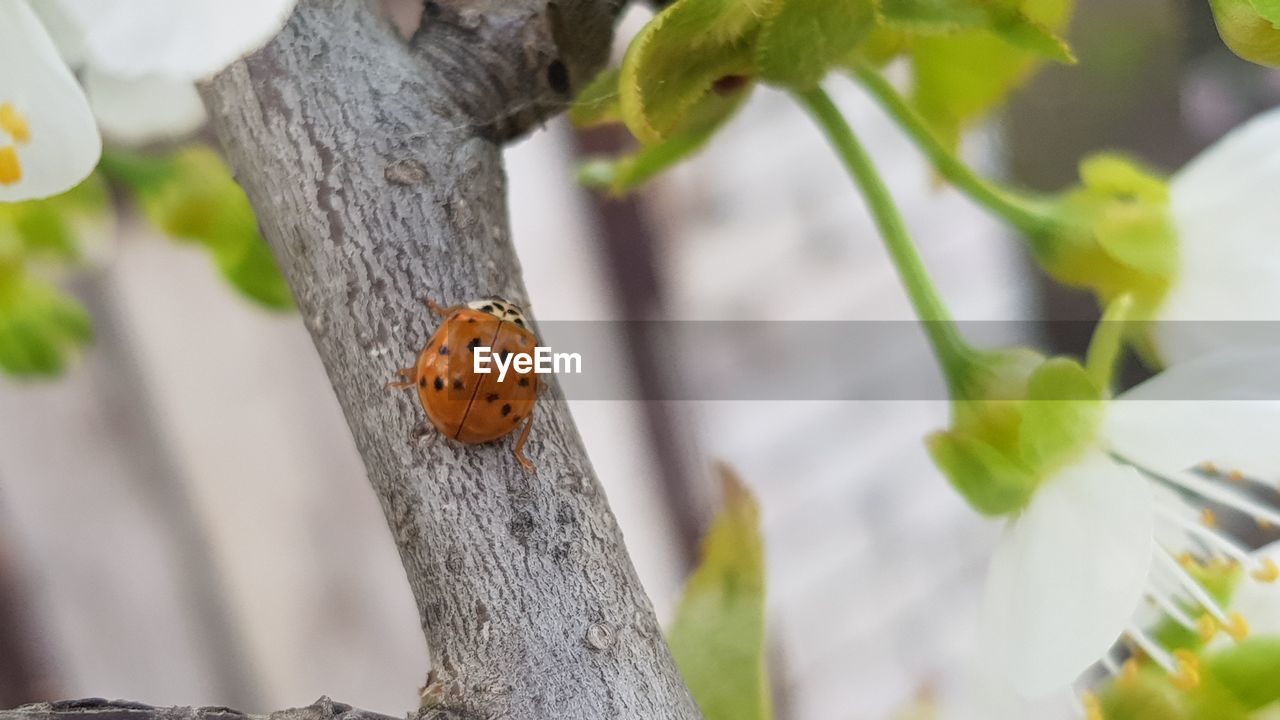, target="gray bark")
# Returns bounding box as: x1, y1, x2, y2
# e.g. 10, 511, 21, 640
191, 1, 702, 719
